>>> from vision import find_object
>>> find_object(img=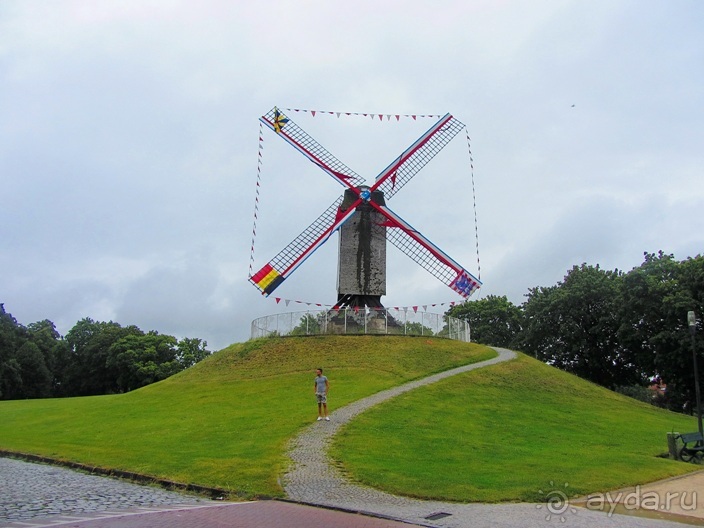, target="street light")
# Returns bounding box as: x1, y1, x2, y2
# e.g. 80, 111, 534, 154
687, 311, 703, 437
